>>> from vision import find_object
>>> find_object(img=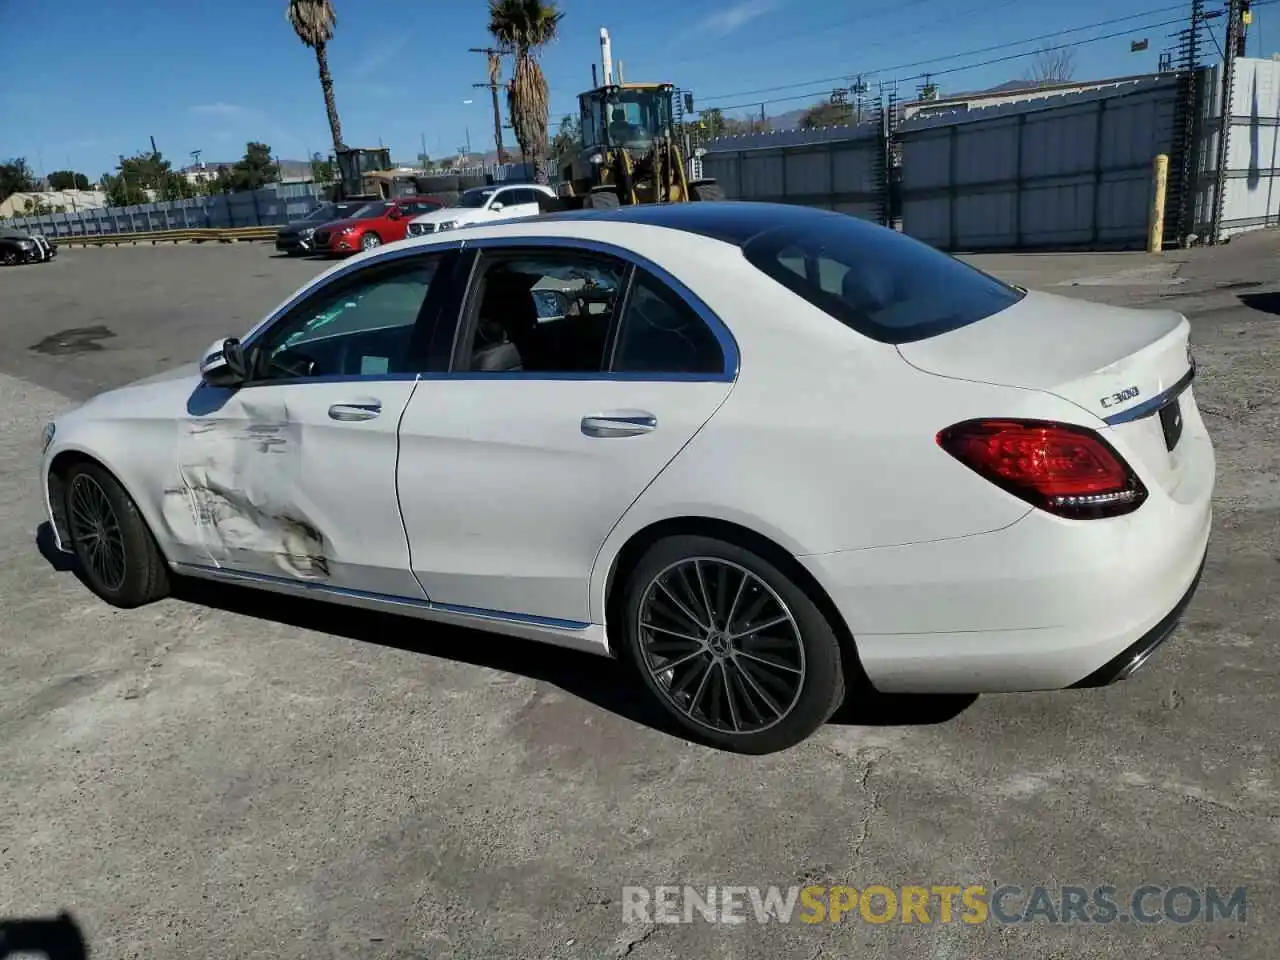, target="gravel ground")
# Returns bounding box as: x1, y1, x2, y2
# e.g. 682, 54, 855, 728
0, 237, 1276, 959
